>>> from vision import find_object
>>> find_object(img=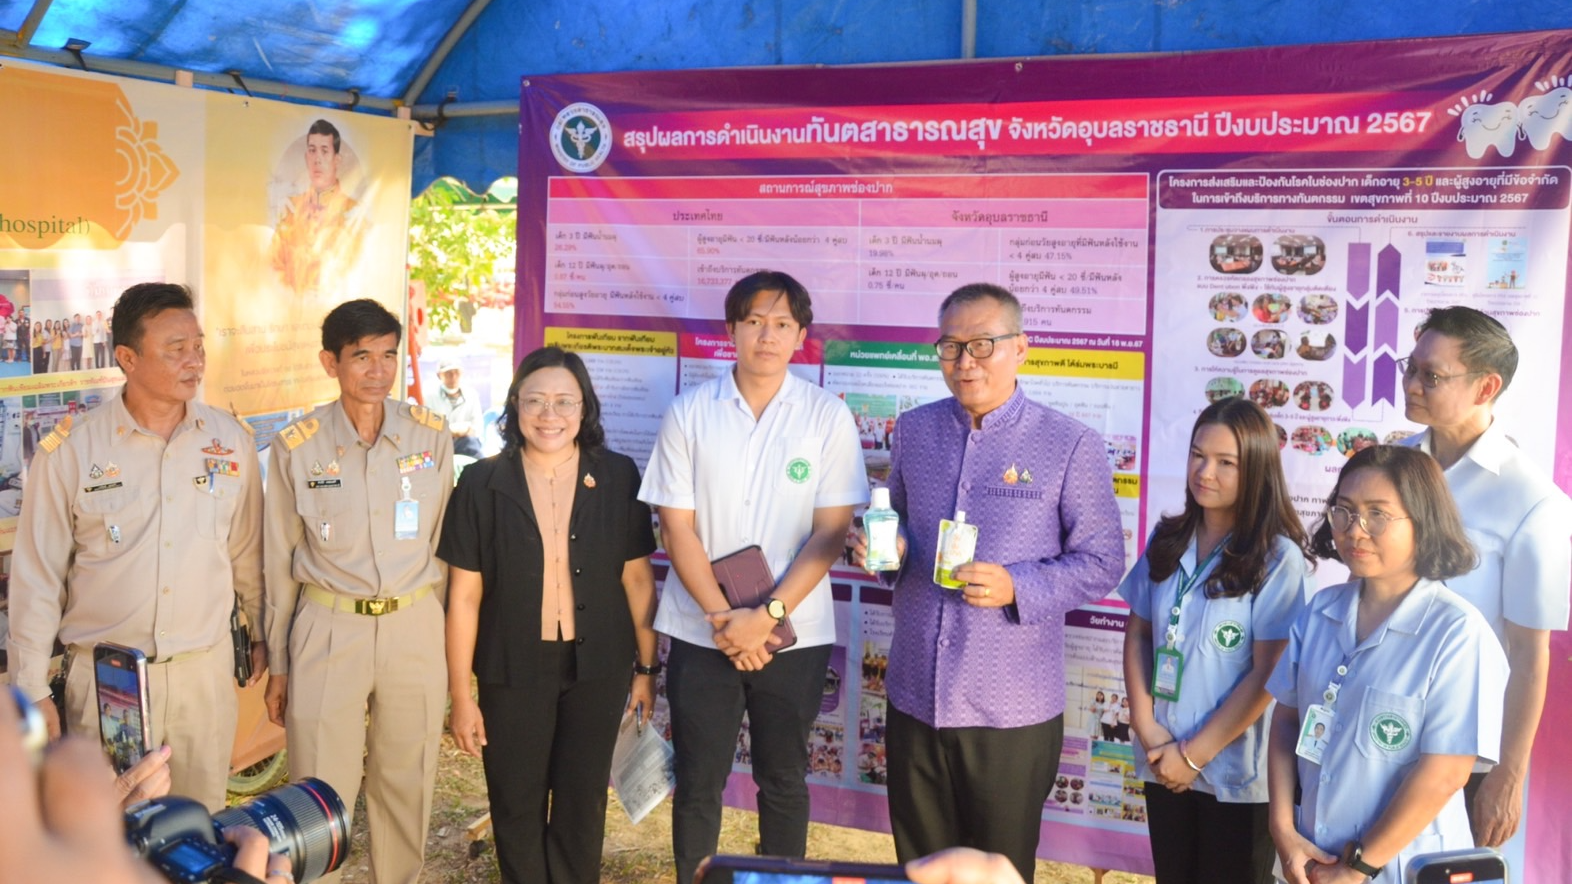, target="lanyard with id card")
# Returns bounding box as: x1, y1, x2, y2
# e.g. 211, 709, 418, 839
1151, 540, 1225, 703
1295, 657, 1350, 766
394, 476, 420, 540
